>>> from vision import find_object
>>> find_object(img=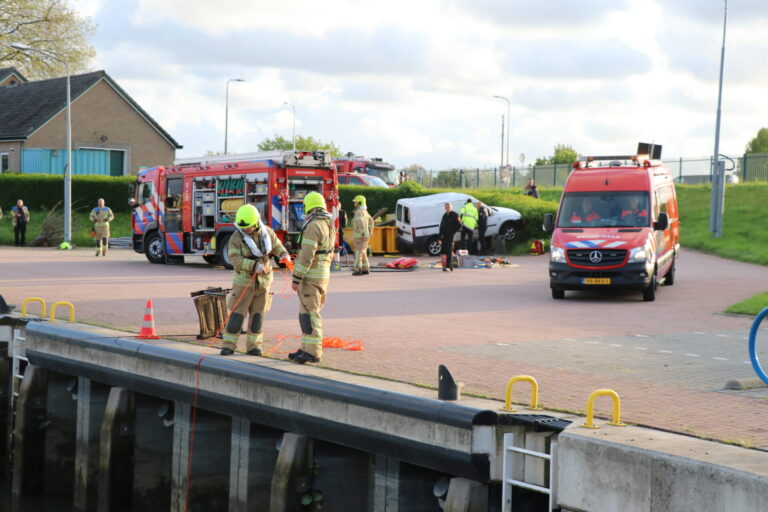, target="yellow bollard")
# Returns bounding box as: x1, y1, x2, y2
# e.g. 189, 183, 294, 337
49, 301, 75, 323
500, 375, 542, 412
21, 297, 47, 318
581, 389, 627, 429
